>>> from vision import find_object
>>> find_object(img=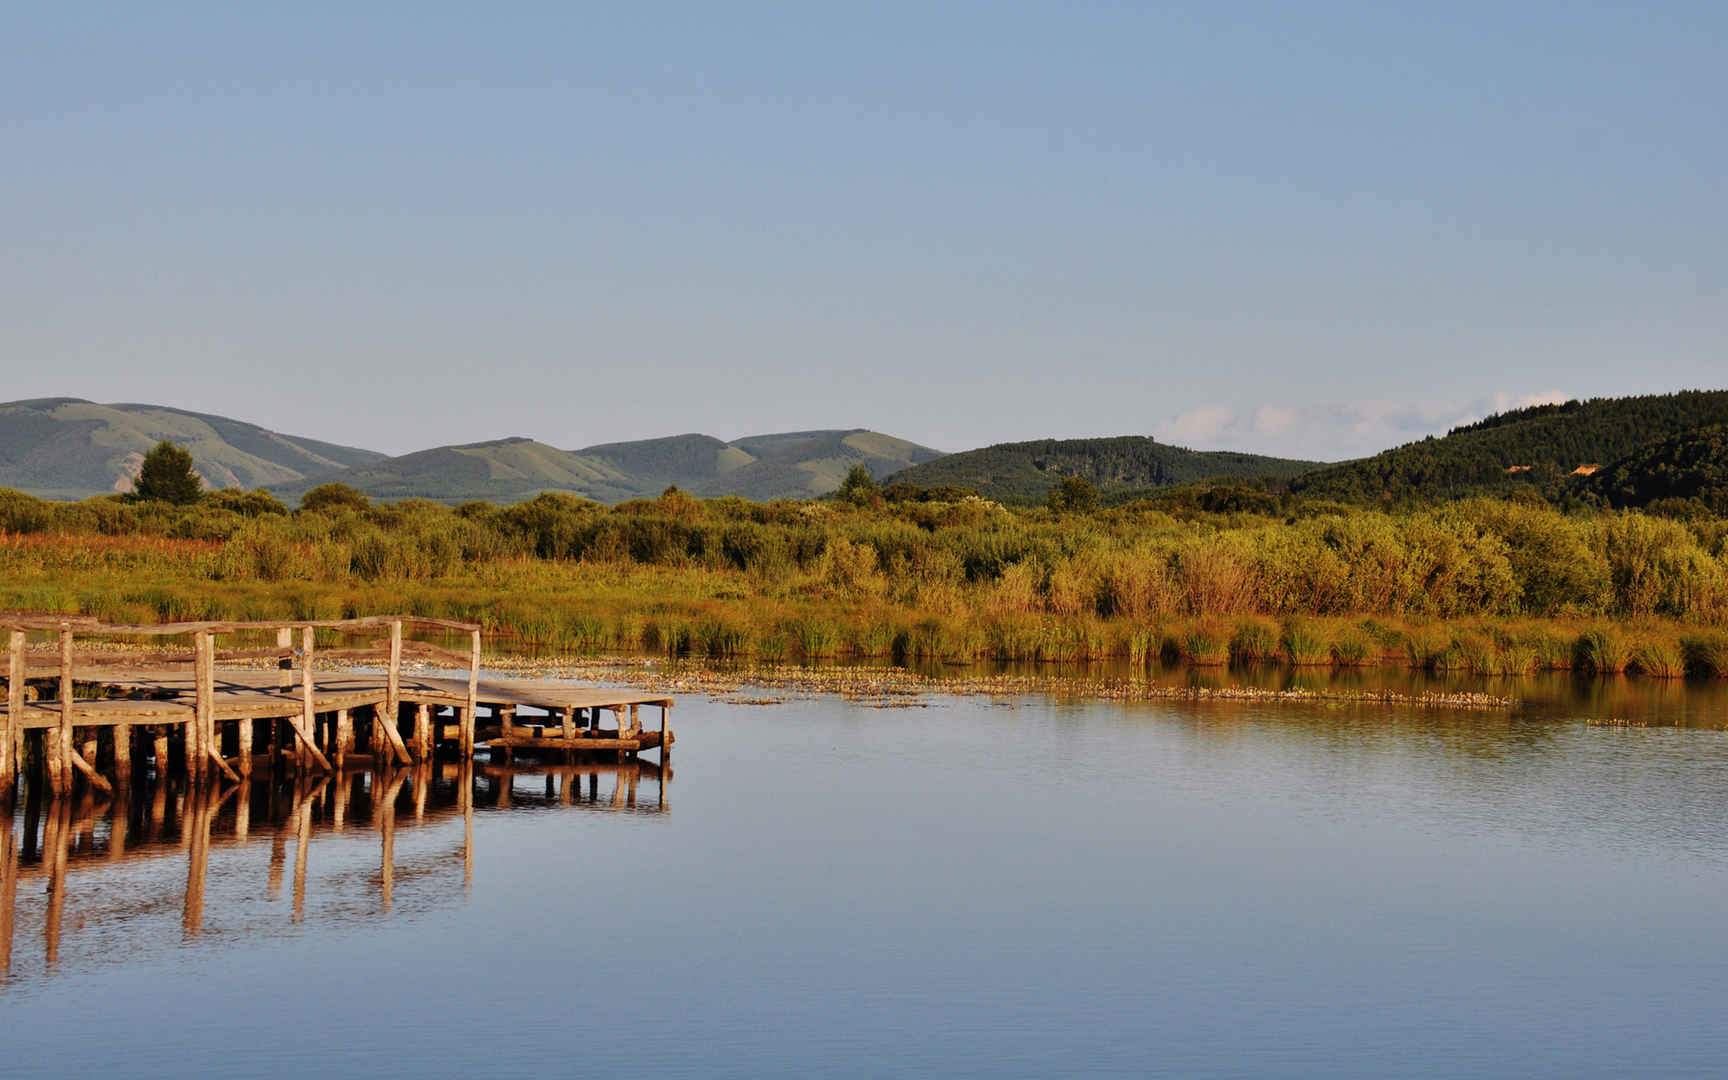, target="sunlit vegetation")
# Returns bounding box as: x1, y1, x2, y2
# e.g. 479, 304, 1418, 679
1, 482, 1726, 678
